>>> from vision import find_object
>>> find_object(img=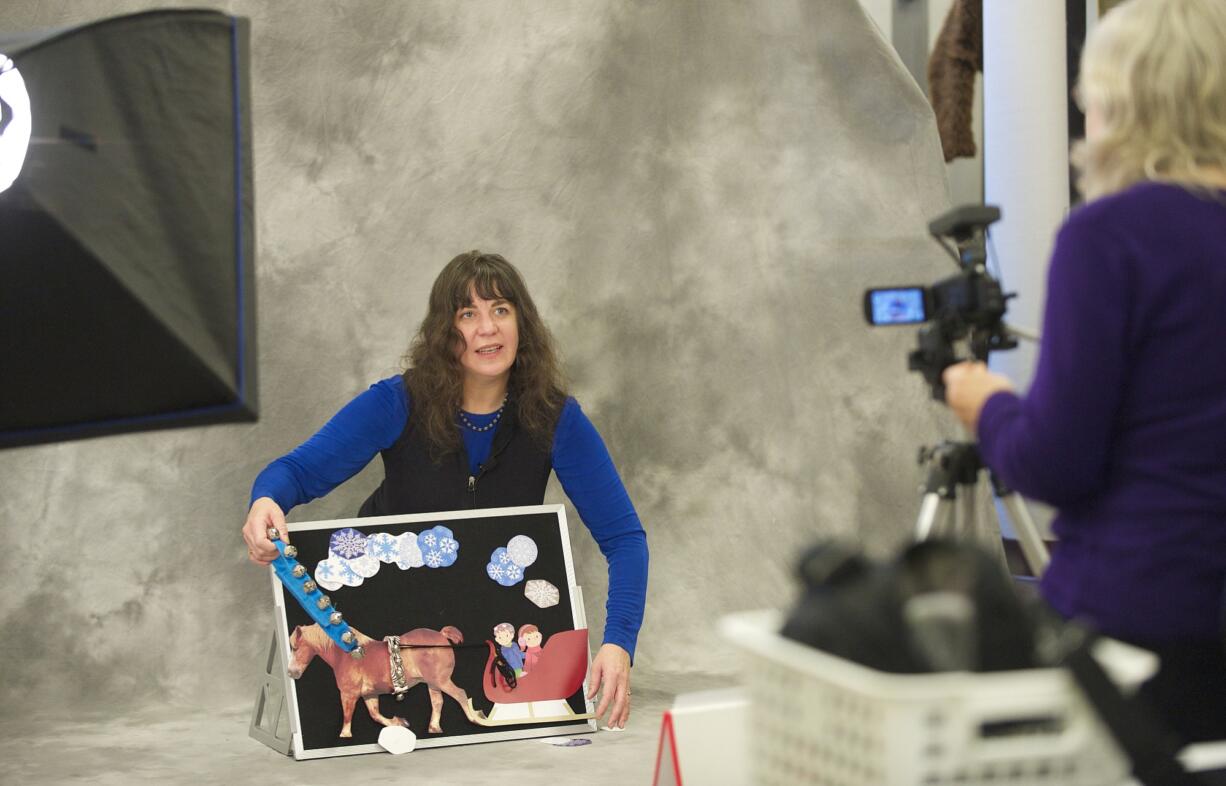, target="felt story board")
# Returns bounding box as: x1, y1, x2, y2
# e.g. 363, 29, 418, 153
270, 504, 597, 759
